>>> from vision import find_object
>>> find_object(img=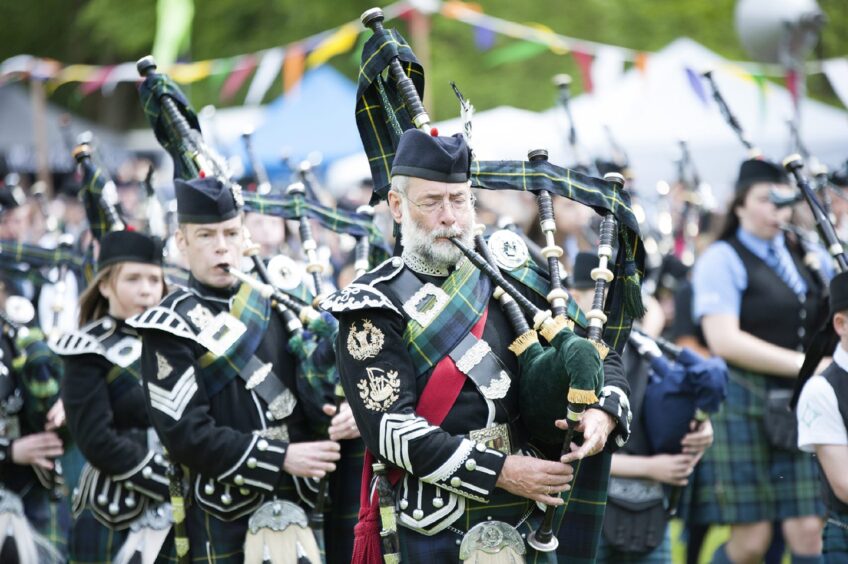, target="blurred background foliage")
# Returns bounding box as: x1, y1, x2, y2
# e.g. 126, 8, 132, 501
2, 0, 846, 129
